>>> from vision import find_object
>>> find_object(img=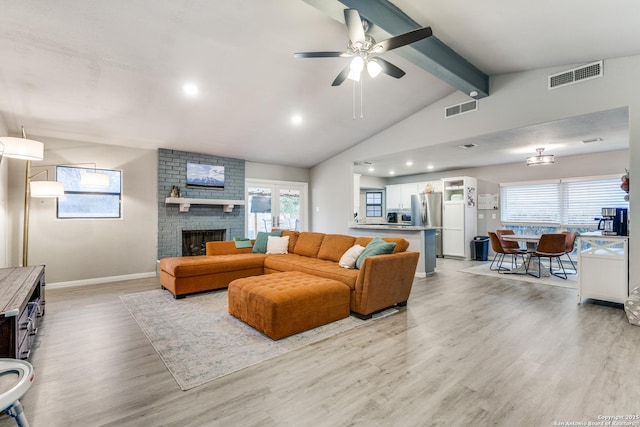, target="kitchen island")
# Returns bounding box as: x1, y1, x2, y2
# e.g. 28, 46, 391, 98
349, 224, 437, 276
